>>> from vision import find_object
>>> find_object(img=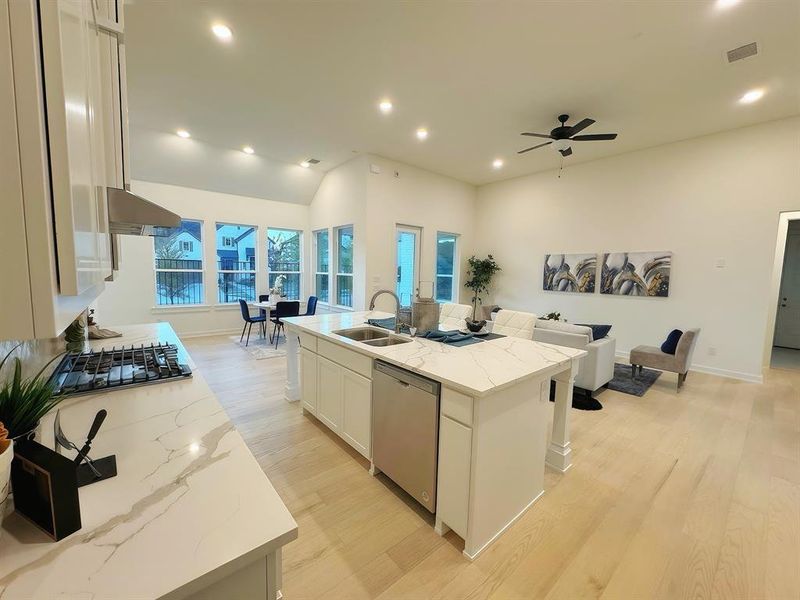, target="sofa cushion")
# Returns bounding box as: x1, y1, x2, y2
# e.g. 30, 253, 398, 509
660, 329, 683, 355
576, 323, 612, 340
535, 319, 594, 342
